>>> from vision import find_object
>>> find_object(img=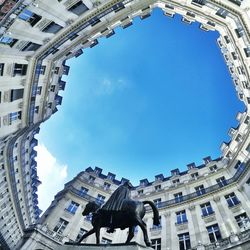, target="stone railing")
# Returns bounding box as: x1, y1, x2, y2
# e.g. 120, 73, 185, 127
191, 229, 250, 250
